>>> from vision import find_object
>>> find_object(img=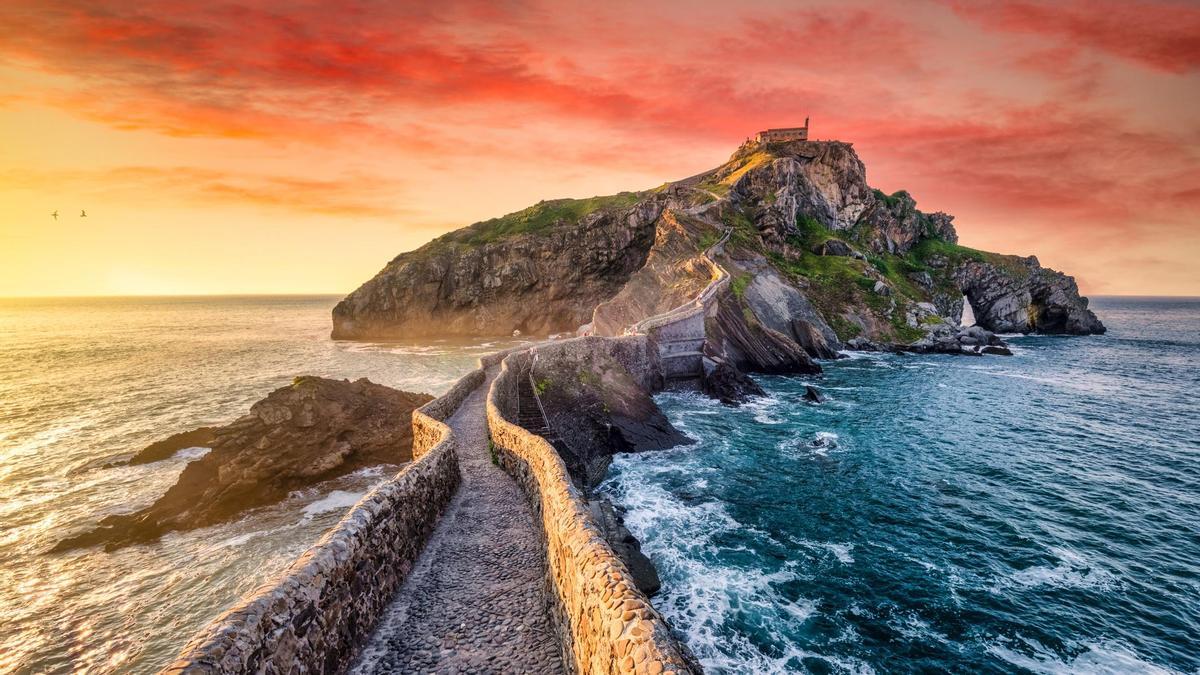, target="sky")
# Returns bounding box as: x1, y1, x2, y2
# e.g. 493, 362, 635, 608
1, 0, 1198, 297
